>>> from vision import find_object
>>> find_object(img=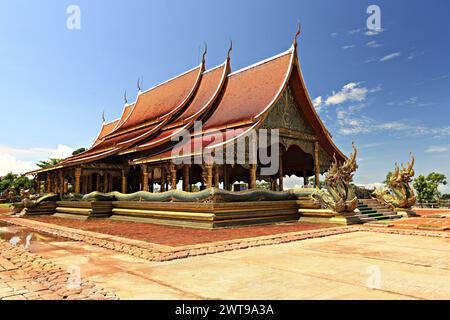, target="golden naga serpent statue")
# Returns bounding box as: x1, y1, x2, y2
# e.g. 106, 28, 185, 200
311, 142, 359, 213
373, 153, 416, 209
